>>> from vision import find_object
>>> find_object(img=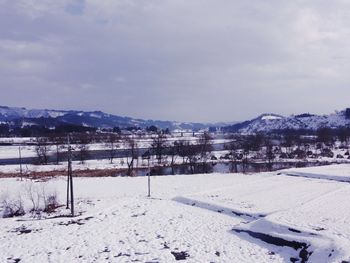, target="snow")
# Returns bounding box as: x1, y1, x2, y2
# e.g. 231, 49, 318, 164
89, 113, 102, 119
280, 163, 350, 182
261, 115, 282, 121
0, 106, 67, 120
239, 110, 350, 133
0, 159, 126, 174
0, 145, 37, 159
1, 164, 350, 262
0, 137, 230, 160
